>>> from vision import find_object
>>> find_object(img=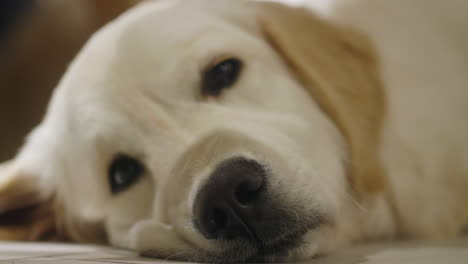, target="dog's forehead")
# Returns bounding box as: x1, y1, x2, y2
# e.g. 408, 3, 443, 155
41, 0, 260, 146
55, 0, 256, 106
